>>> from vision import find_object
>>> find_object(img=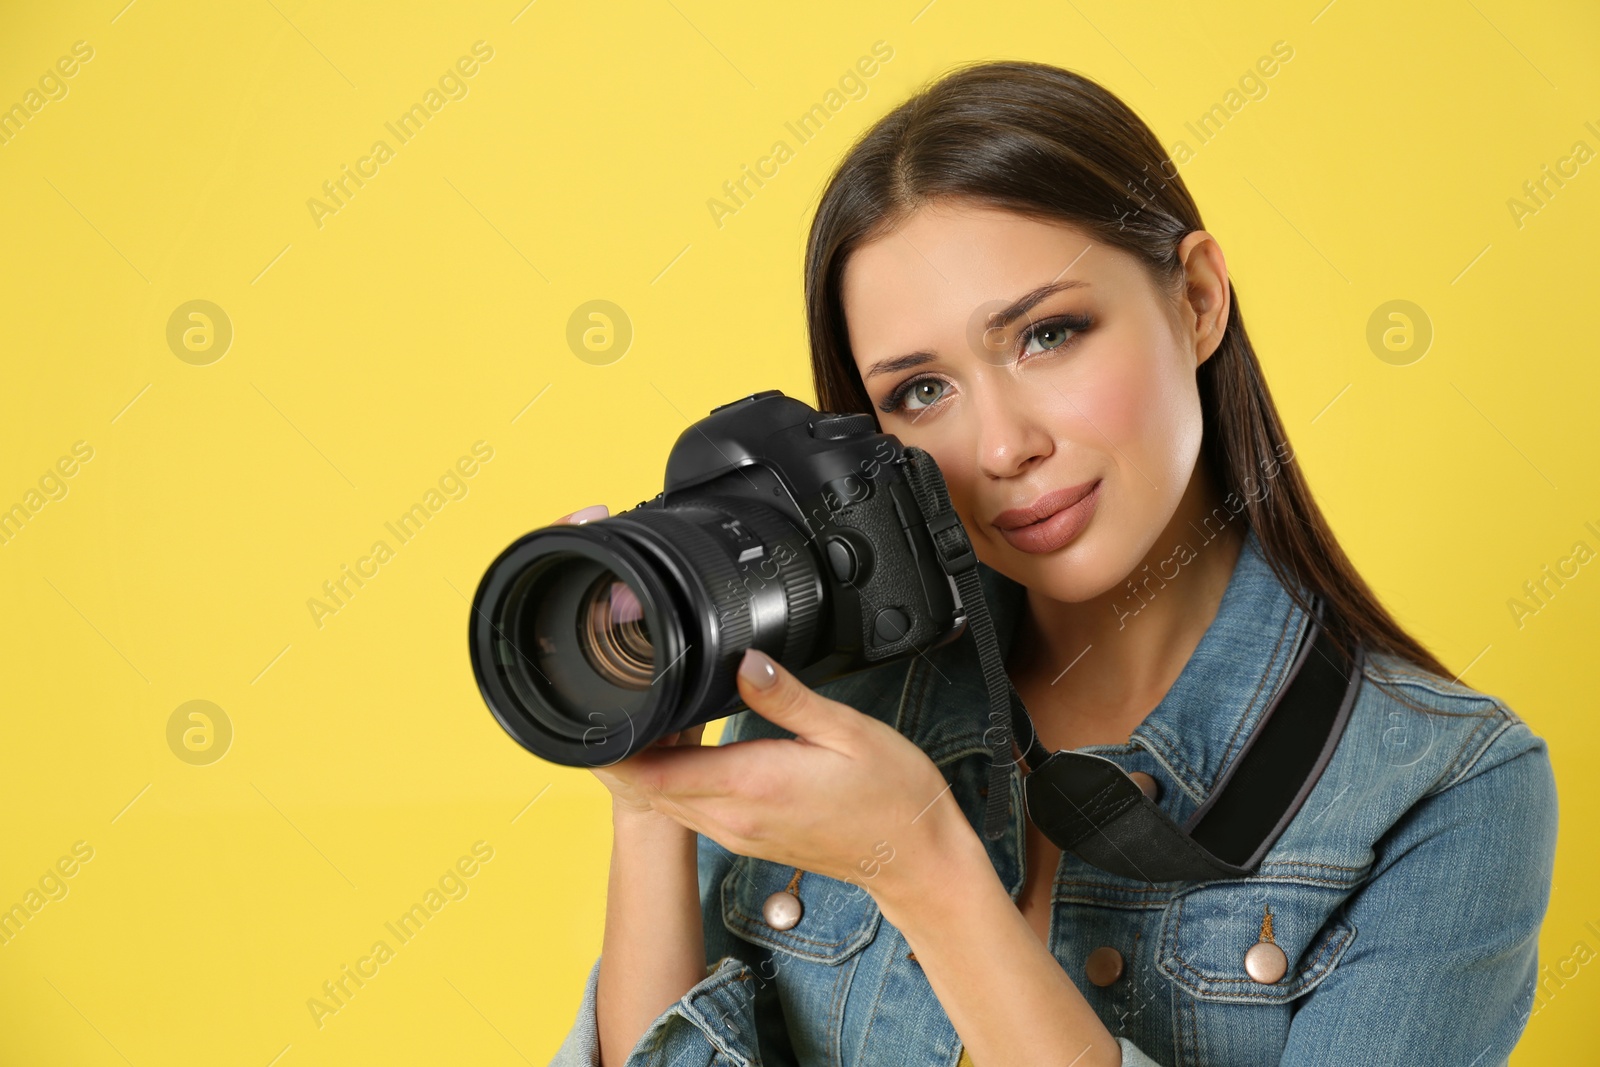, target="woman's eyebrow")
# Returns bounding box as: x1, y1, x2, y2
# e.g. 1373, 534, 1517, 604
862, 279, 1091, 382
863, 350, 938, 381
